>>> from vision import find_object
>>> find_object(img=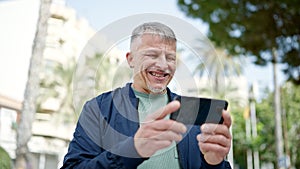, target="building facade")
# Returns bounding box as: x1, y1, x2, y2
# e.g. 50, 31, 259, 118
0, 0, 96, 168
